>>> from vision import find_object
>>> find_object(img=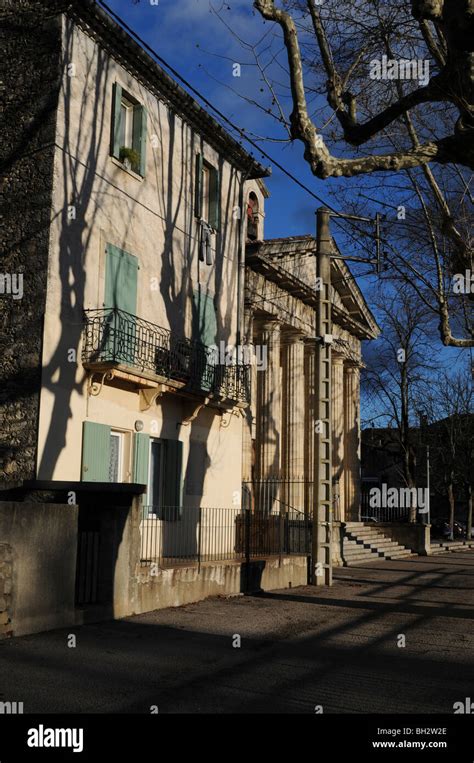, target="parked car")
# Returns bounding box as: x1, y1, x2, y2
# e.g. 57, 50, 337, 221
431, 518, 451, 538
457, 521, 474, 539
431, 518, 466, 539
